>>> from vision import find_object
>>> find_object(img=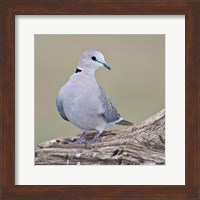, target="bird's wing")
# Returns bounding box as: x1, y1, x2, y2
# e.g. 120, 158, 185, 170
56, 95, 69, 121
98, 86, 122, 124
